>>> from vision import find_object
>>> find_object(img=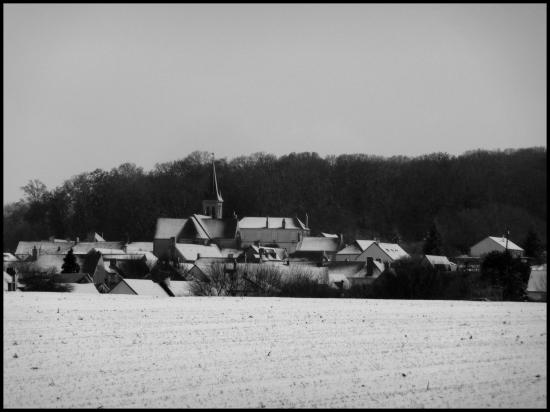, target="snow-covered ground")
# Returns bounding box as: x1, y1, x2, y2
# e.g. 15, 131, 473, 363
3, 292, 547, 408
